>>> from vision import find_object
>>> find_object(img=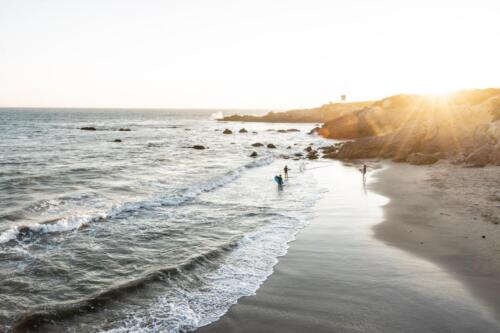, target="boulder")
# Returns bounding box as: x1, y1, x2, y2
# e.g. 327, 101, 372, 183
294, 153, 303, 157
465, 145, 493, 167
277, 129, 287, 133
267, 144, 277, 149
81, 127, 96, 131
239, 128, 248, 133
251, 143, 264, 147
250, 151, 258, 158
307, 150, 319, 160
119, 128, 131, 131
406, 153, 438, 165
304, 146, 313, 152
286, 129, 300, 132
308, 127, 320, 135
113, 139, 122, 143
287, 146, 292, 149
192, 145, 206, 150
223, 129, 232, 134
